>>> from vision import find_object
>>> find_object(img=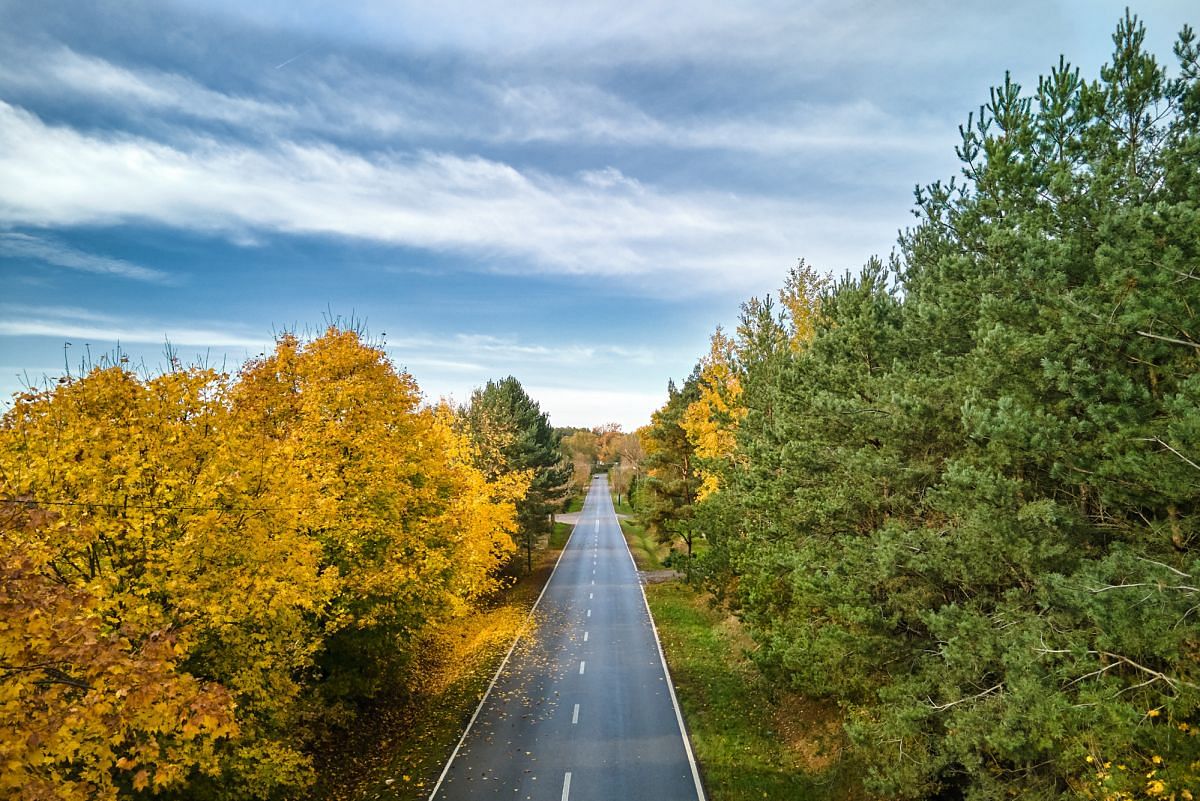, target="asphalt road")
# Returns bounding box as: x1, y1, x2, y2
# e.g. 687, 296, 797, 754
430, 474, 705, 801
